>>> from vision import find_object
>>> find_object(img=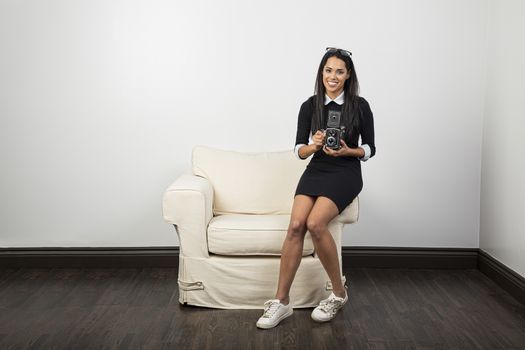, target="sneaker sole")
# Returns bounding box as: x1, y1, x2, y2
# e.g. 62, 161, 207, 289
256, 308, 293, 329
311, 311, 338, 322
311, 299, 348, 322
